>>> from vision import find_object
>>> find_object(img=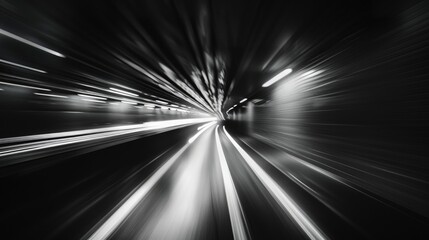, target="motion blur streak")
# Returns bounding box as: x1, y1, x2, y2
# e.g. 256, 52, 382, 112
215, 125, 249, 240
0, 118, 215, 166
88, 123, 215, 240
0, 28, 65, 57
0, 59, 47, 73
1, 1, 429, 239
223, 126, 327, 240
188, 121, 217, 143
